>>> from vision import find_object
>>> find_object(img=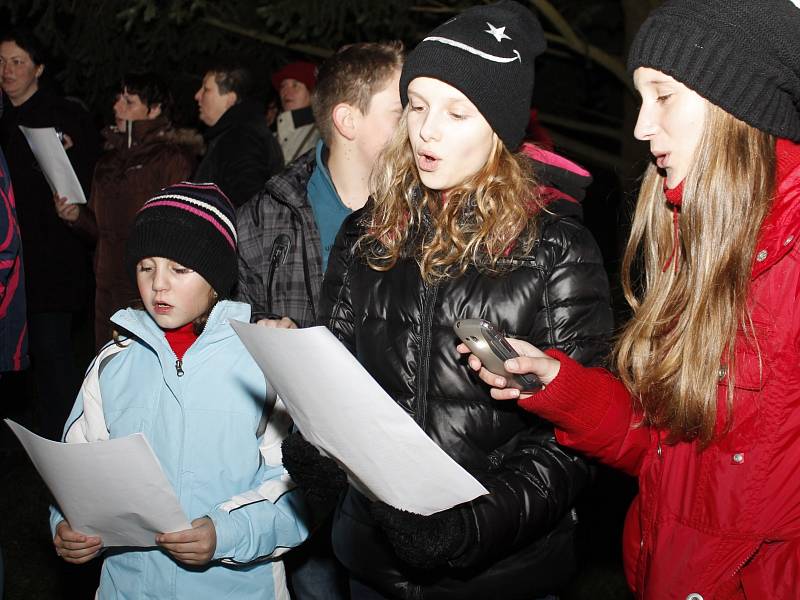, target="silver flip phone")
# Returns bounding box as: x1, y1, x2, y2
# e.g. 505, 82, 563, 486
454, 319, 542, 392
